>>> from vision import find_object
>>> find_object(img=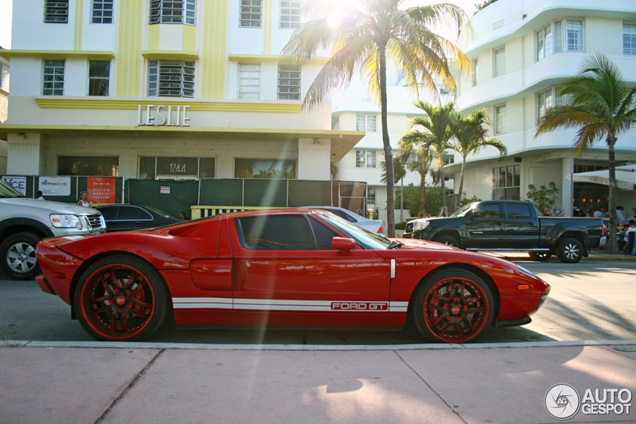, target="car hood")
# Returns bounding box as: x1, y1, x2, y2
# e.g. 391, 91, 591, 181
0, 197, 100, 215
391, 238, 459, 251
